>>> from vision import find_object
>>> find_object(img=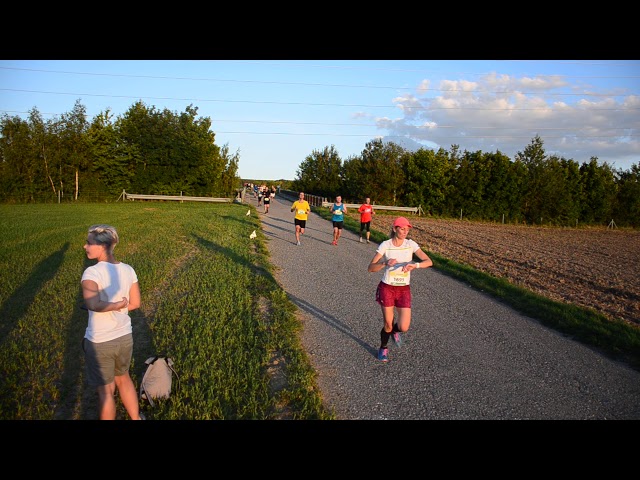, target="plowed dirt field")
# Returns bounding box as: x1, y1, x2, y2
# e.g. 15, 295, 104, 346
371, 216, 640, 328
